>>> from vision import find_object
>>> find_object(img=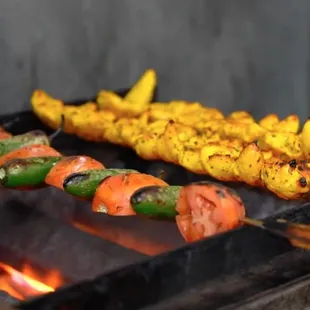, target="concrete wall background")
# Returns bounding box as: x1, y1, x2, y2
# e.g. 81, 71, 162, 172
0, 0, 309, 121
